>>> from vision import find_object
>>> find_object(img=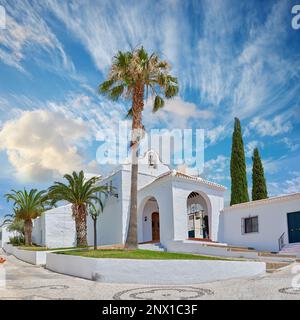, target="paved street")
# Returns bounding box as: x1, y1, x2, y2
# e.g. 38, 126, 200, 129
0, 249, 300, 300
